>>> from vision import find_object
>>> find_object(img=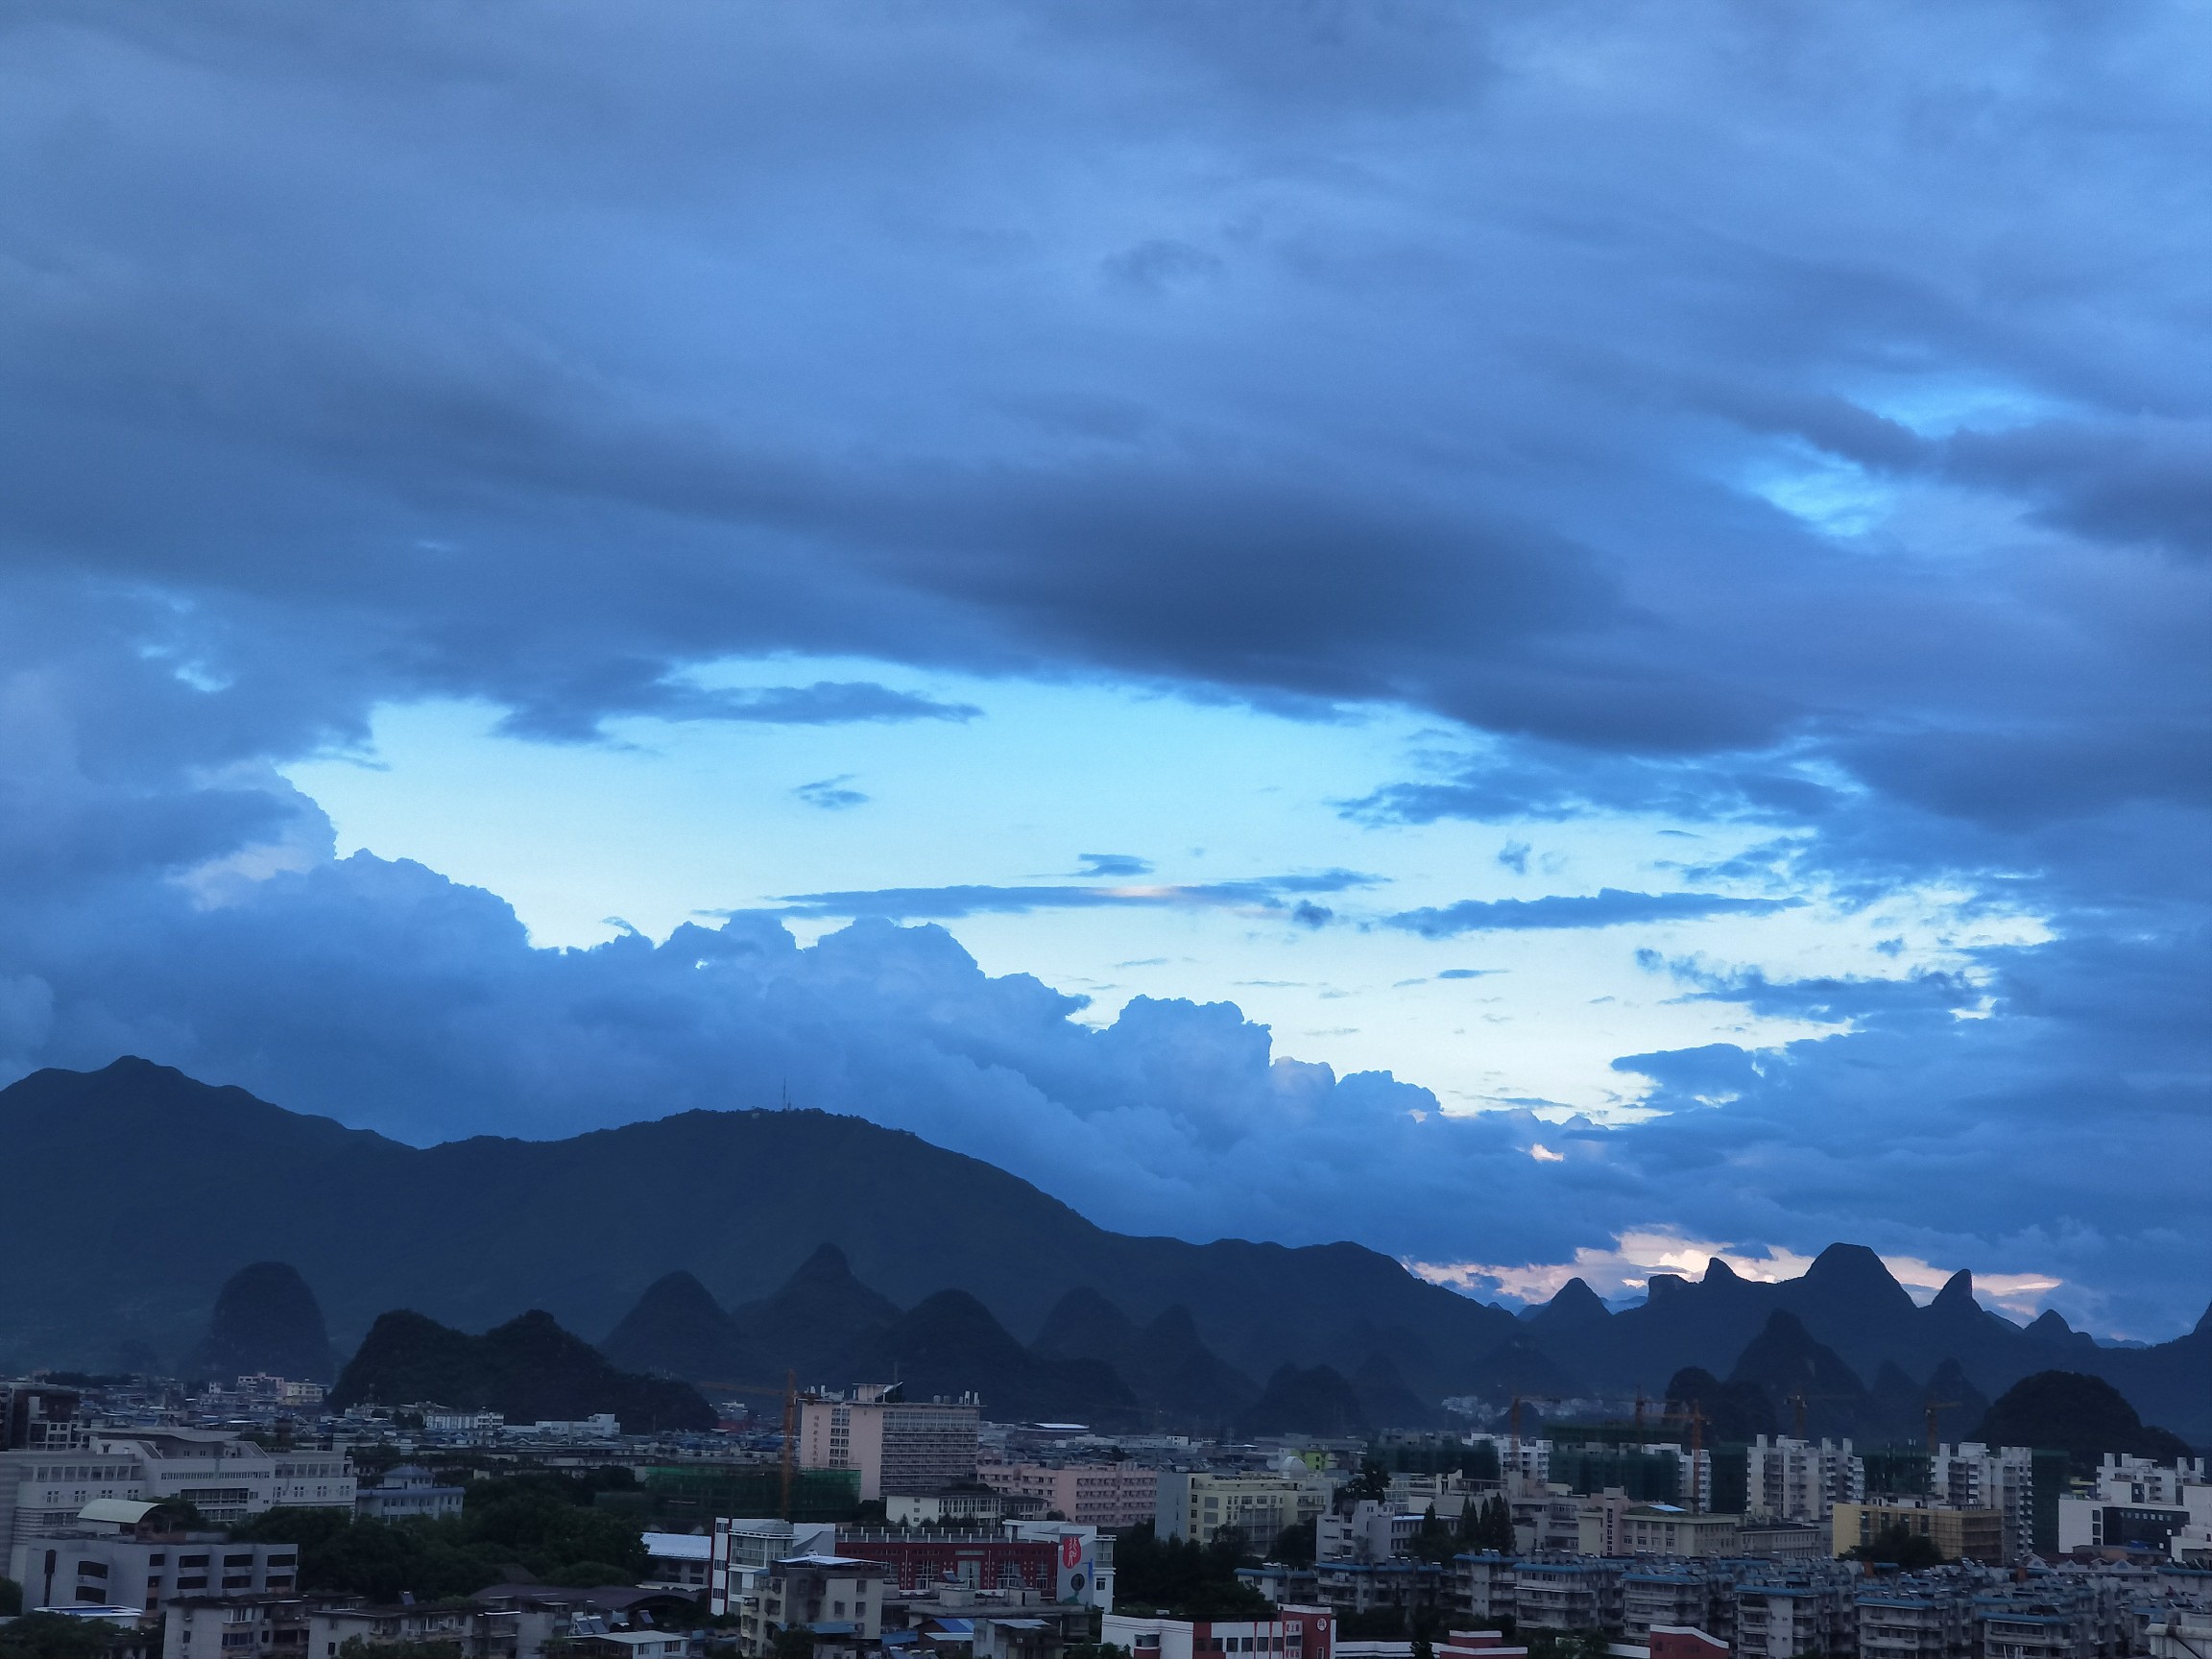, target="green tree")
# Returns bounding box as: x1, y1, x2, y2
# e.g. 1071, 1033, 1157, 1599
1268, 1519, 1316, 1567
1343, 1458, 1391, 1507
0, 1612, 123, 1659
769, 1626, 816, 1659
0, 1577, 21, 1616
1458, 1494, 1515, 1555
1111, 1523, 1271, 1619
